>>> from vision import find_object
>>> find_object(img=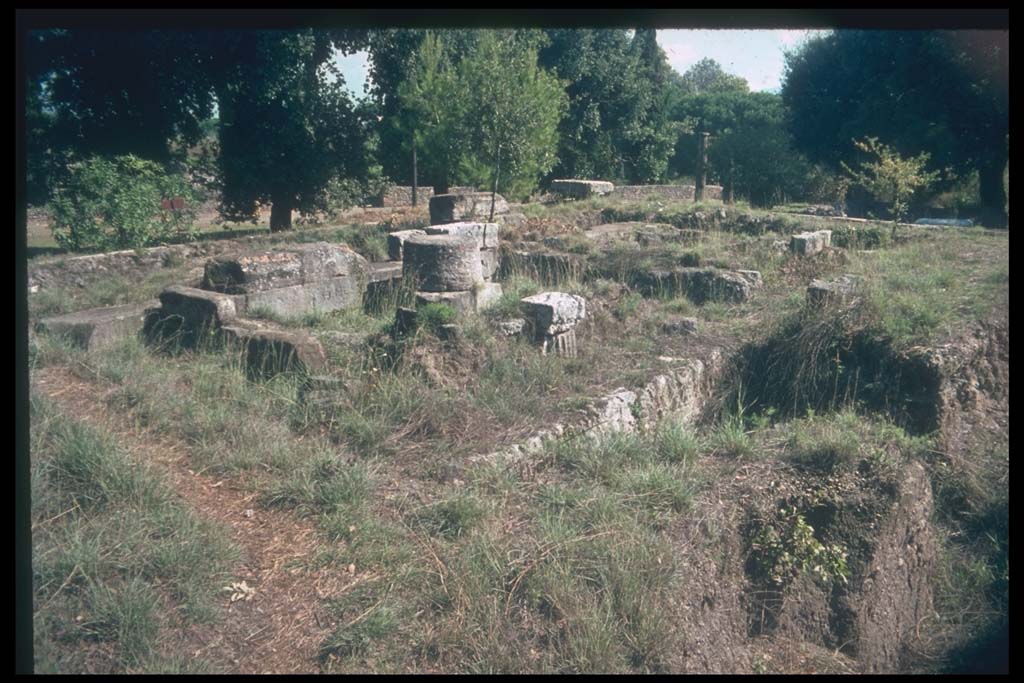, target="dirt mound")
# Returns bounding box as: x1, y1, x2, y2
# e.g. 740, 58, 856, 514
665, 455, 935, 673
